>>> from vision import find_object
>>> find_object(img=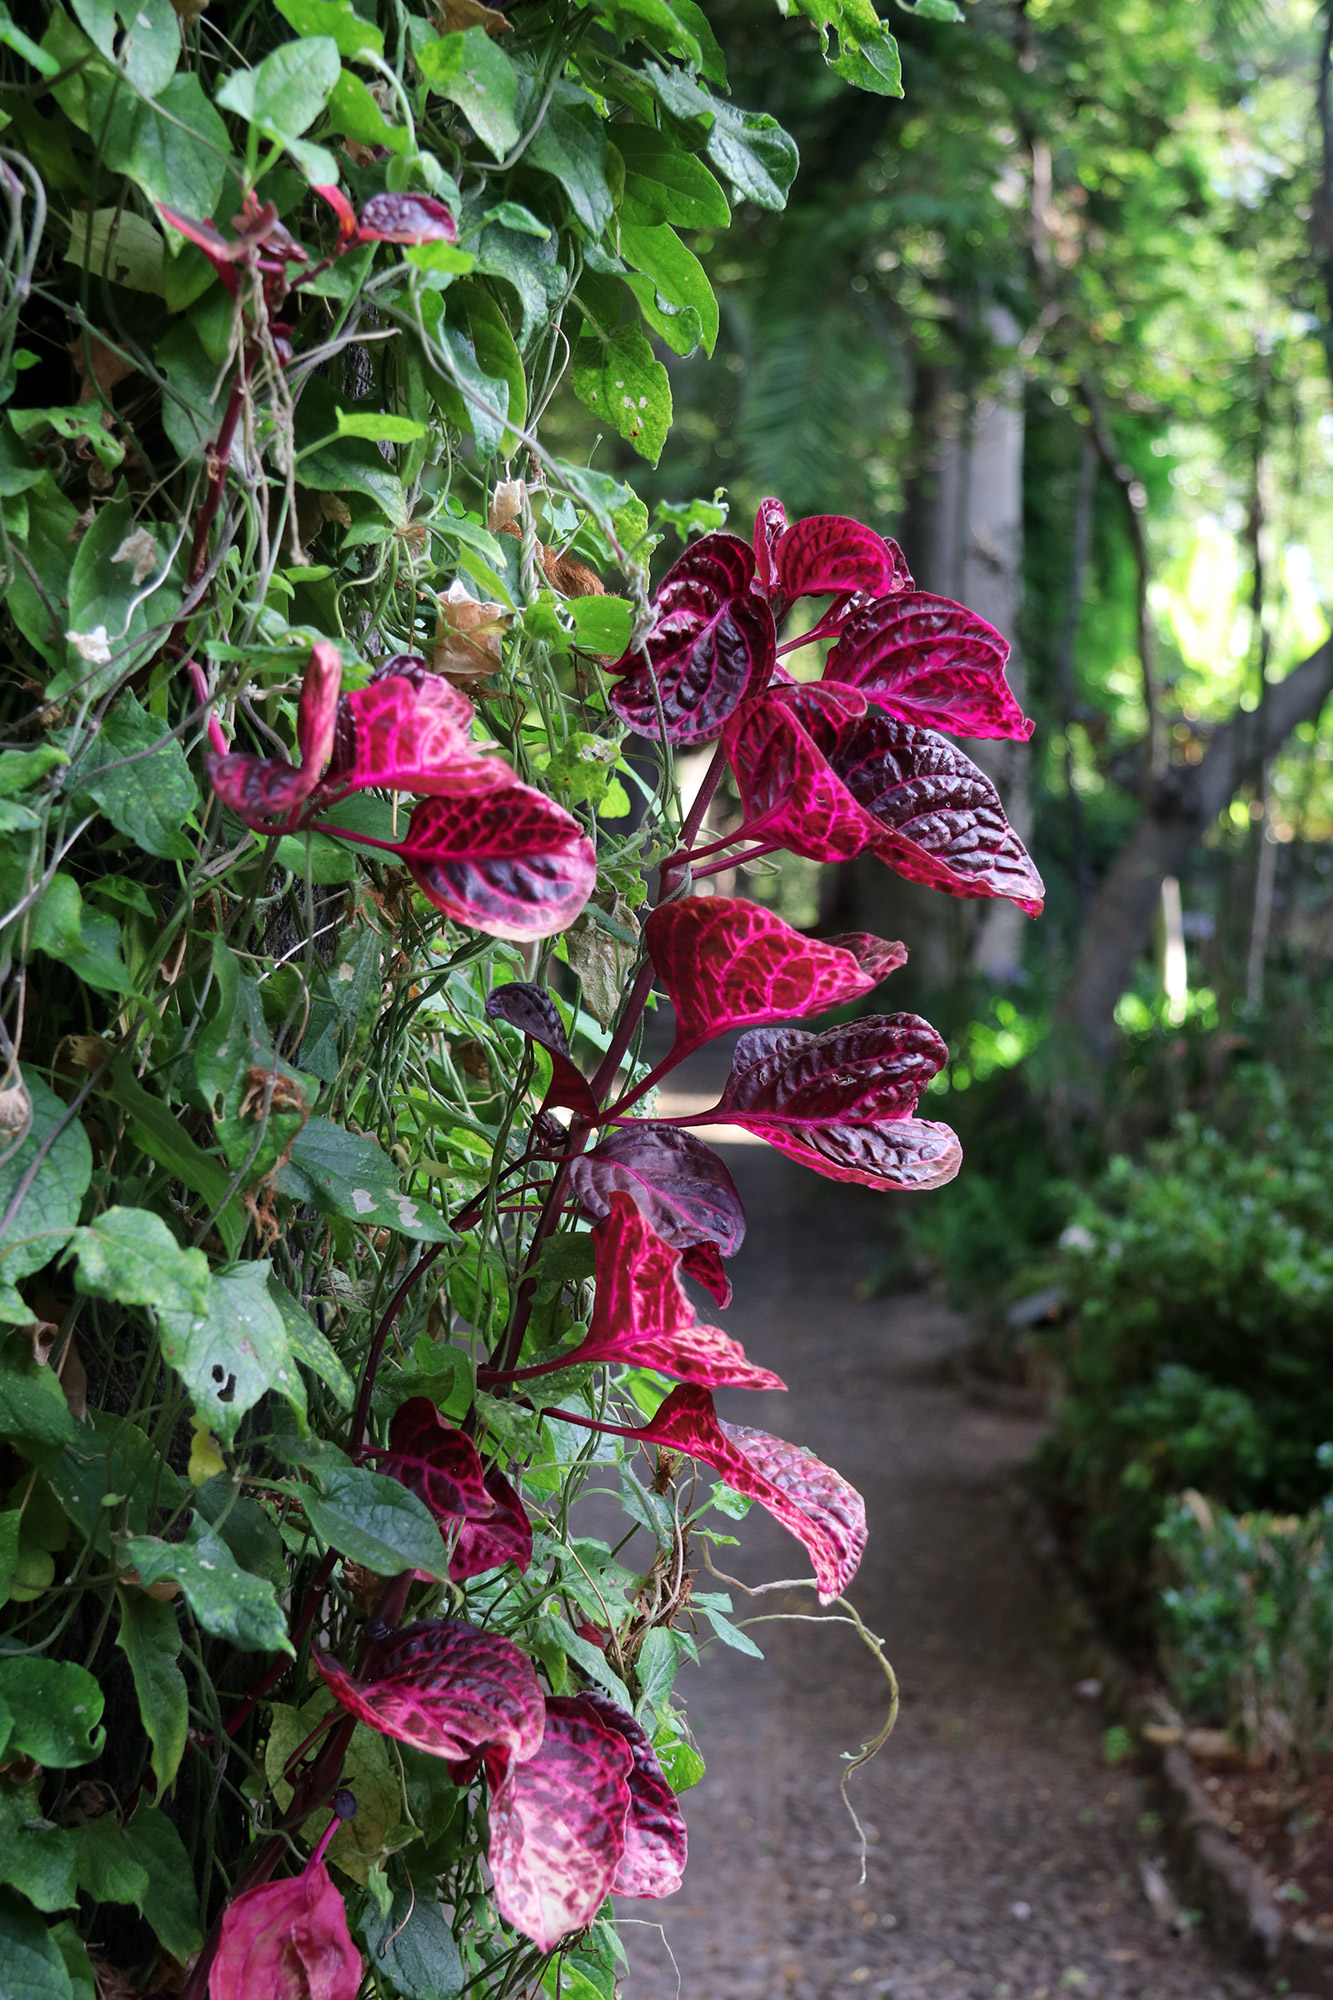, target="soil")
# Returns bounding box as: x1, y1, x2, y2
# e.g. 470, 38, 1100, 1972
610, 1120, 1267, 2000
1201, 1757, 1333, 1934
